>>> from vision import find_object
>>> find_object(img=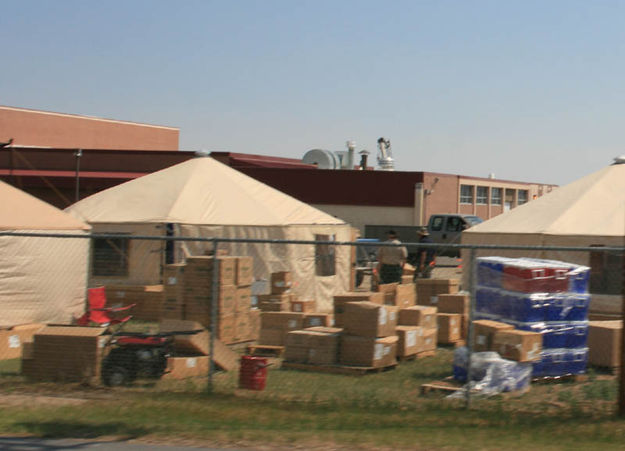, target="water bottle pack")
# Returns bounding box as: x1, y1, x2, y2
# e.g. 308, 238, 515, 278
476, 256, 590, 378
